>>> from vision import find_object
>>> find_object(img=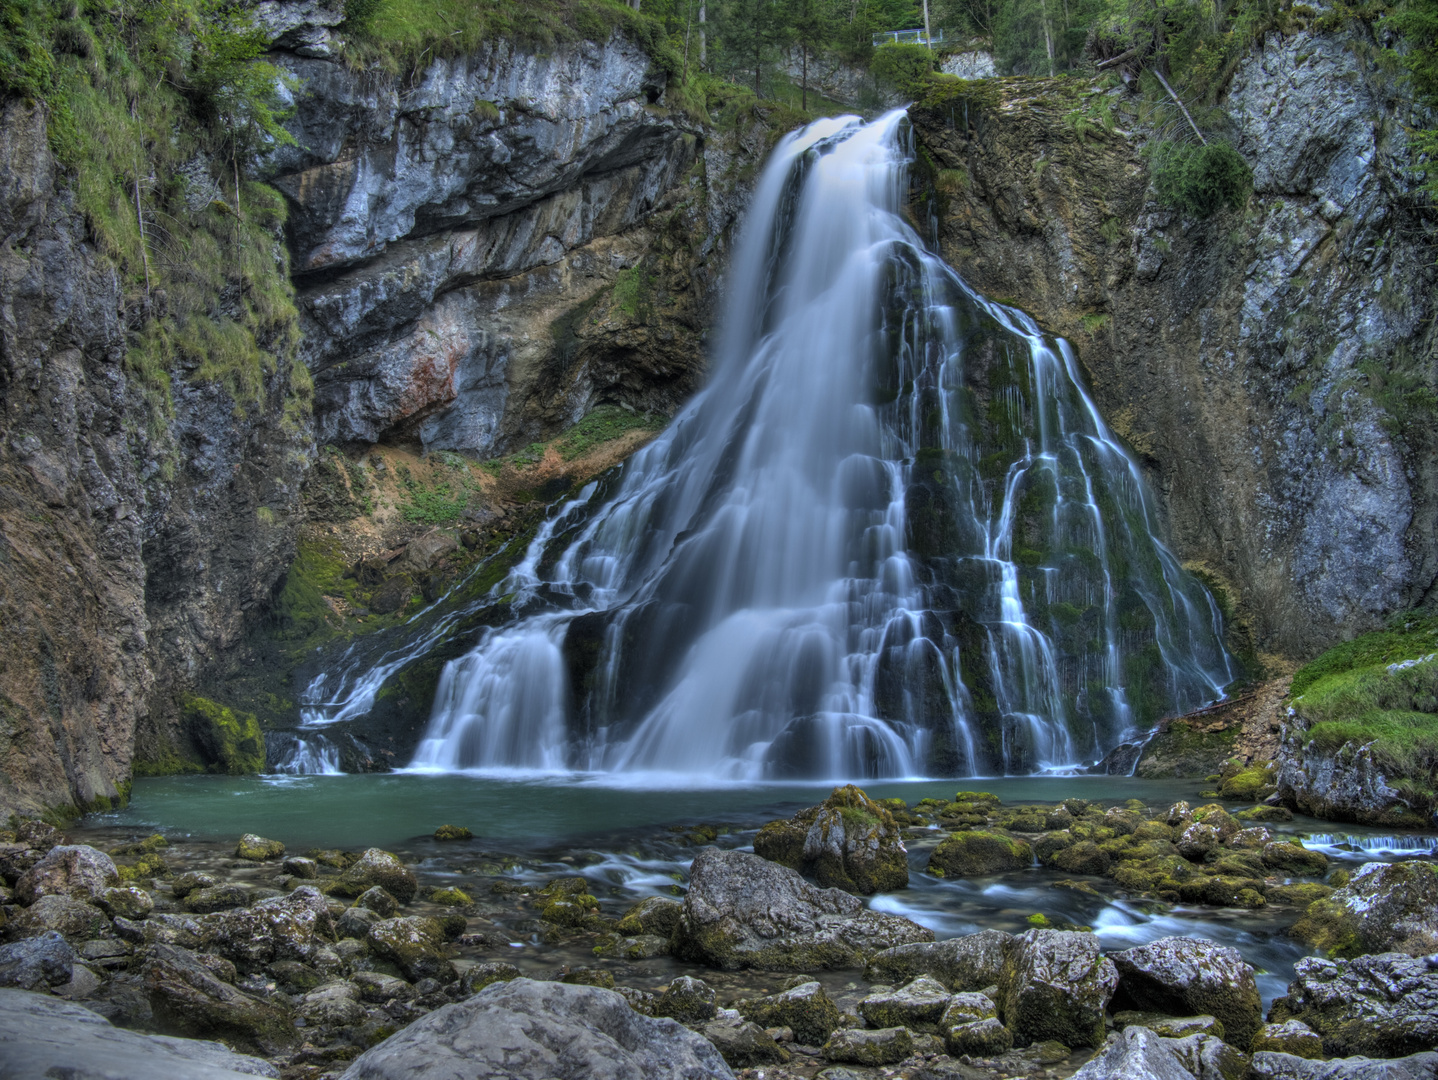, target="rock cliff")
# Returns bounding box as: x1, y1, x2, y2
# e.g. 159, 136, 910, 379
910, 25, 1438, 661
